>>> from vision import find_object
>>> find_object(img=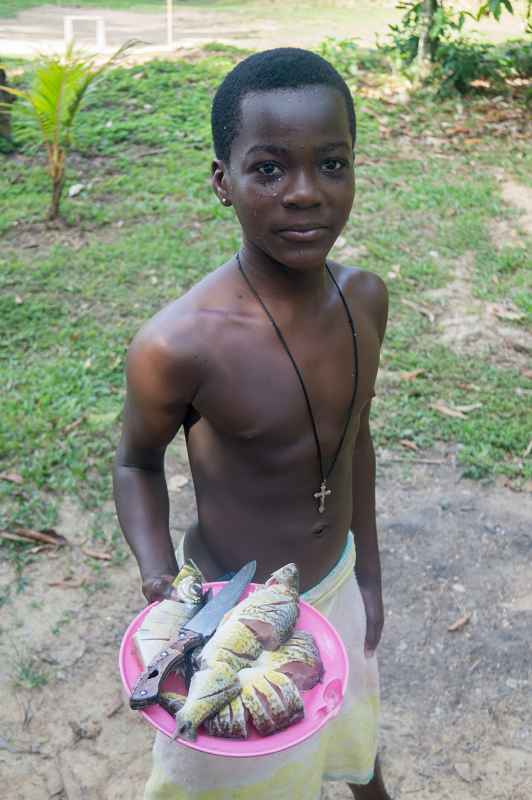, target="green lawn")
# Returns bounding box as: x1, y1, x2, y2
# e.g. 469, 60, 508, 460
0, 45, 530, 539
